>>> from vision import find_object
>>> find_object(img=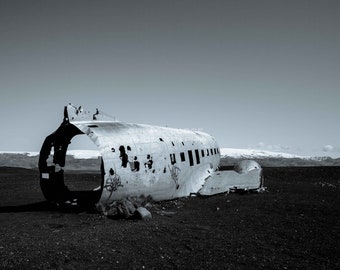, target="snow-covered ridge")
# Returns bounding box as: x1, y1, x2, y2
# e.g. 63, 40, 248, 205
220, 148, 306, 159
